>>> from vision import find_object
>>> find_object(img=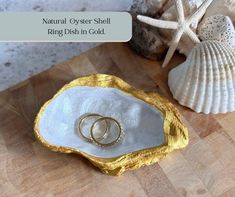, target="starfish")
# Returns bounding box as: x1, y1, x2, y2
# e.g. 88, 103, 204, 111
137, 0, 214, 68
